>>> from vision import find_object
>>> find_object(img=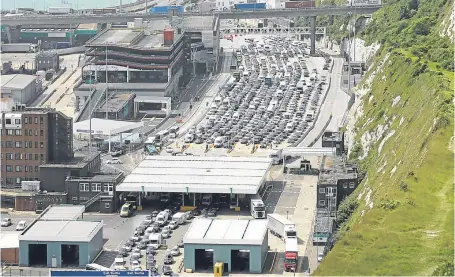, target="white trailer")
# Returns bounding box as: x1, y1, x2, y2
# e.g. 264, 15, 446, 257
48, 7, 73, 14
172, 212, 187, 225
267, 213, 297, 240
1, 43, 37, 53
250, 194, 266, 219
